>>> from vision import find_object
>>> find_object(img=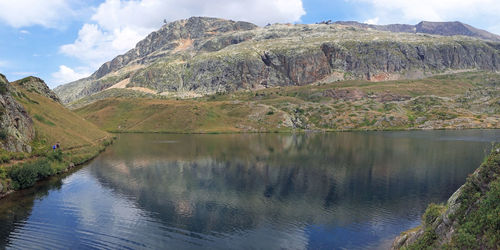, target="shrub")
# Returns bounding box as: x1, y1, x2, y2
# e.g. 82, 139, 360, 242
8, 159, 55, 189
0, 82, 7, 95
47, 150, 63, 162
0, 153, 10, 163
0, 129, 8, 141
423, 203, 445, 226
